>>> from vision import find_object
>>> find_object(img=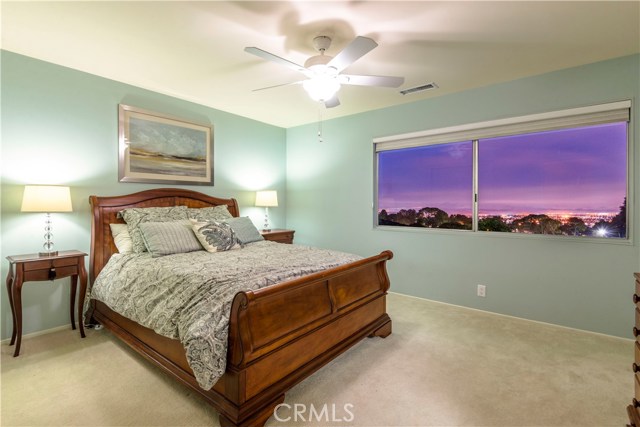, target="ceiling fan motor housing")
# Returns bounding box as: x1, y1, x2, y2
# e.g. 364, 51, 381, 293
313, 36, 332, 52
305, 36, 335, 71
304, 54, 334, 70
